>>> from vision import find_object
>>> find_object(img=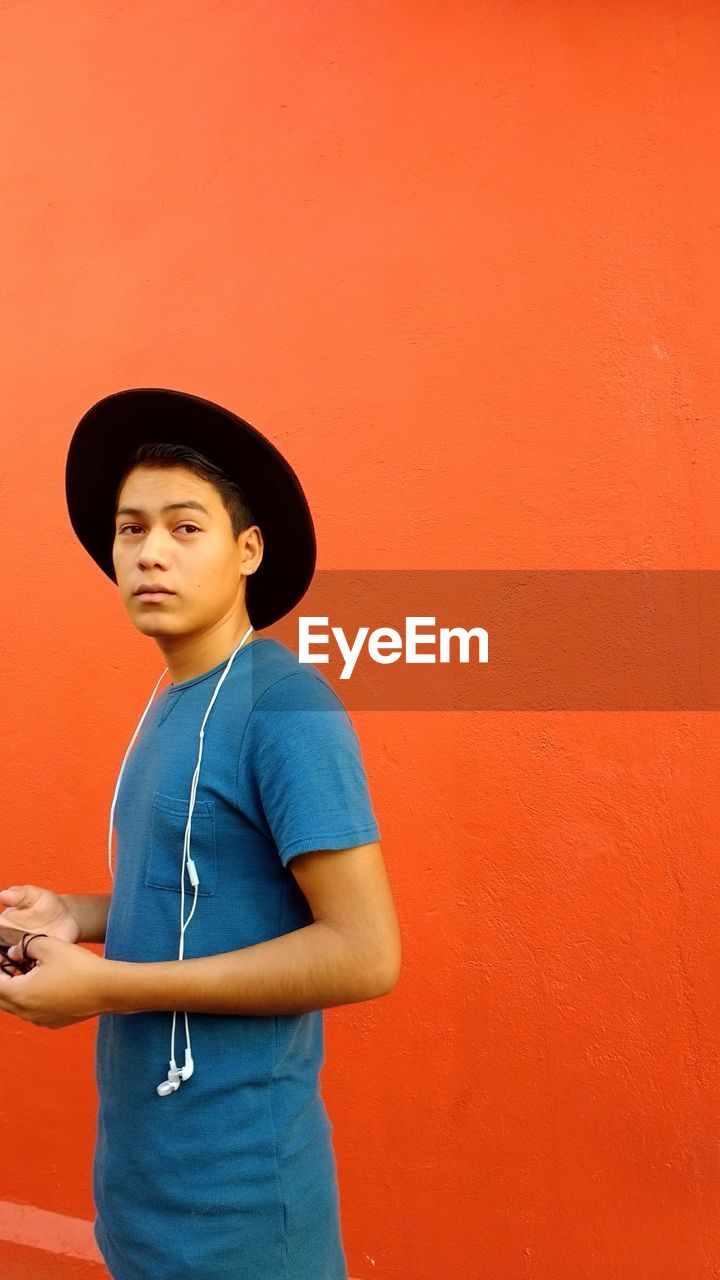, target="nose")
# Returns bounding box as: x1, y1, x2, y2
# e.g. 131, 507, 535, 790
136, 526, 172, 570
